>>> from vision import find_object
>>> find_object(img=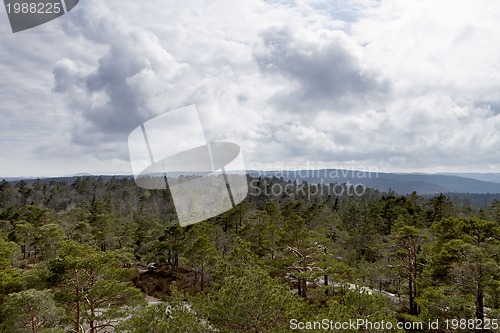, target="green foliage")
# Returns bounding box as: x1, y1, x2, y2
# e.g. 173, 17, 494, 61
49, 241, 145, 332
313, 289, 403, 333
117, 284, 207, 333
416, 286, 474, 322
0, 269, 24, 296
22, 263, 52, 290
37, 223, 65, 261
0, 238, 24, 295
194, 267, 305, 333
1, 176, 500, 331
0, 238, 12, 270
182, 230, 219, 291
0, 289, 65, 333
